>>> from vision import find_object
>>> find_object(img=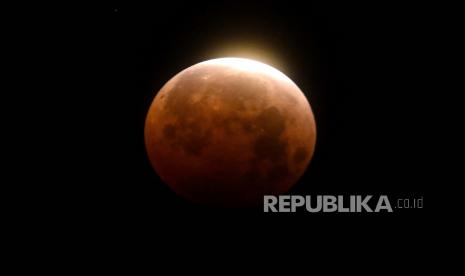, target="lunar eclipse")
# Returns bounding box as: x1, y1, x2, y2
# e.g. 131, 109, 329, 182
145, 58, 316, 206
